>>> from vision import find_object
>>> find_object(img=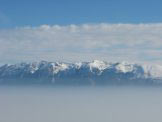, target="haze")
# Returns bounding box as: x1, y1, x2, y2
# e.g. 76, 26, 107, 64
0, 86, 162, 122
